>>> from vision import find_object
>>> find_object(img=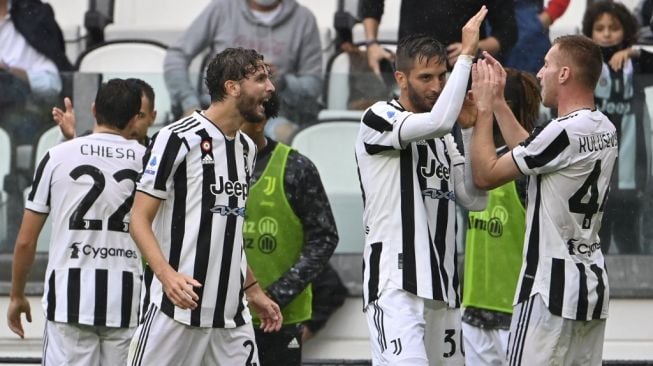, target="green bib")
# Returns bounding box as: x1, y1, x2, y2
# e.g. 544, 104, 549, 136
463, 181, 525, 314
244, 143, 311, 324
